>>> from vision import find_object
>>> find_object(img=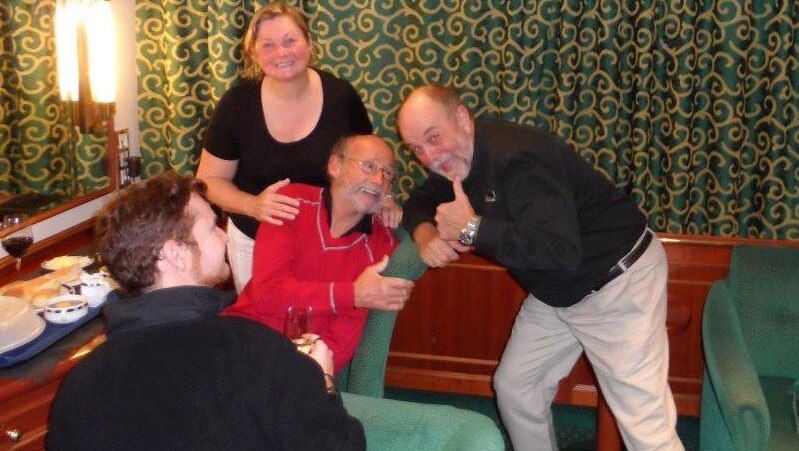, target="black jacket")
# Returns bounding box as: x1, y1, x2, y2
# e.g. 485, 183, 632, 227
47, 286, 365, 451
403, 120, 645, 306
